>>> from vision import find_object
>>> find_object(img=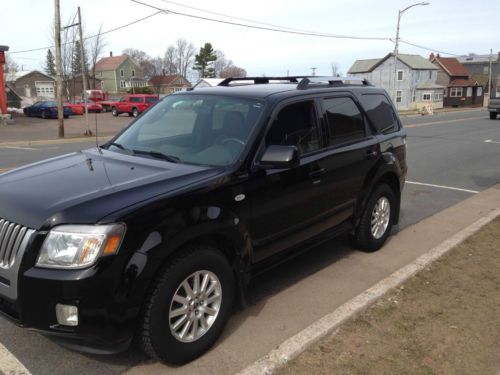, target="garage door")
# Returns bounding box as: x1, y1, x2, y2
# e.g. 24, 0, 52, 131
35, 82, 55, 99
